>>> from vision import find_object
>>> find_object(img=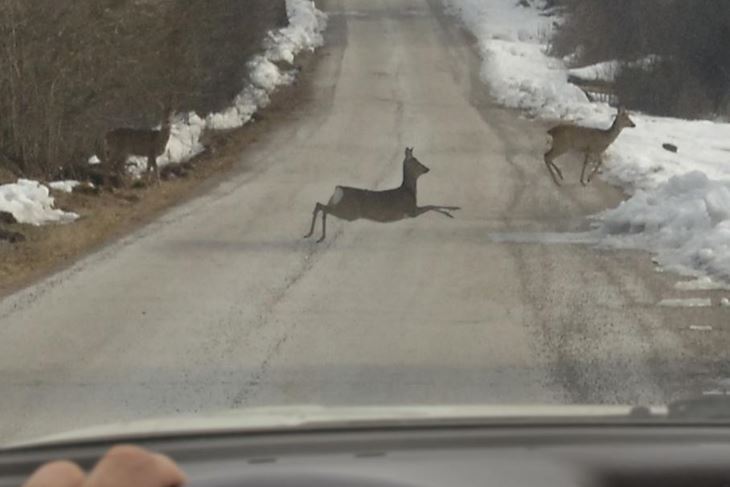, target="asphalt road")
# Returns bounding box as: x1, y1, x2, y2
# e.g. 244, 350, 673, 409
1, 0, 727, 444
